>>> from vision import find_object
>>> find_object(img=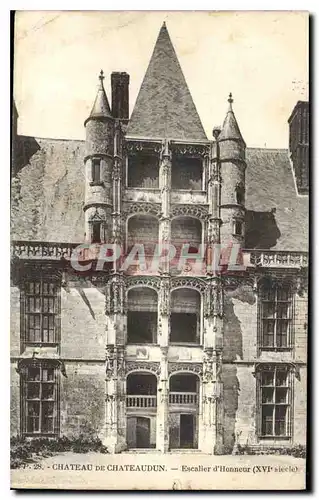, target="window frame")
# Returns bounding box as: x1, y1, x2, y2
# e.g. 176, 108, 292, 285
171, 154, 204, 191
20, 361, 60, 437
233, 220, 243, 237
21, 279, 61, 350
256, 365, 292, 439
258, 281, 293, 351
90, 157, 103, 186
